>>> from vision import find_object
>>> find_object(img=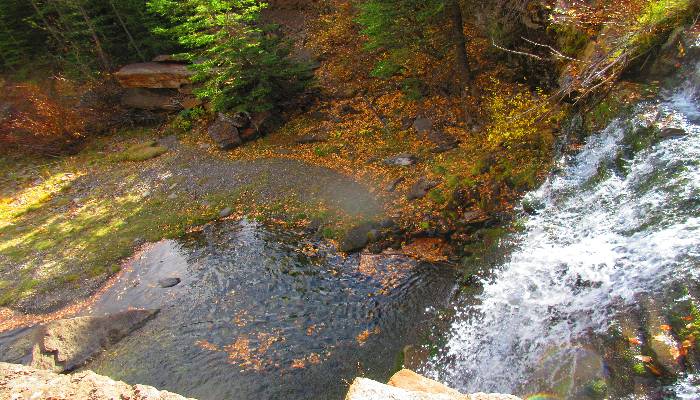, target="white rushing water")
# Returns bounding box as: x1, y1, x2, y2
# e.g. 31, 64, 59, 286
426, 61, 700, 398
